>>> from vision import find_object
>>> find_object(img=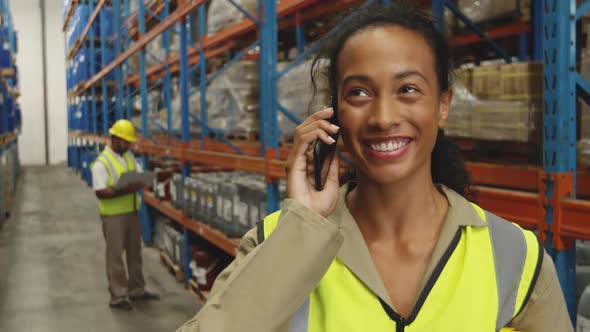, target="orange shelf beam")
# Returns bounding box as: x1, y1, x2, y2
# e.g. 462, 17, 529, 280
62, 0, 80, 32
466, 162, 590, 198
144, 192, 185, 224
144, 192, 240, 256
184, 219, 241, 257
474, 186, 541, 230
561, 199, 590, 241
67, 0, 107, 60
